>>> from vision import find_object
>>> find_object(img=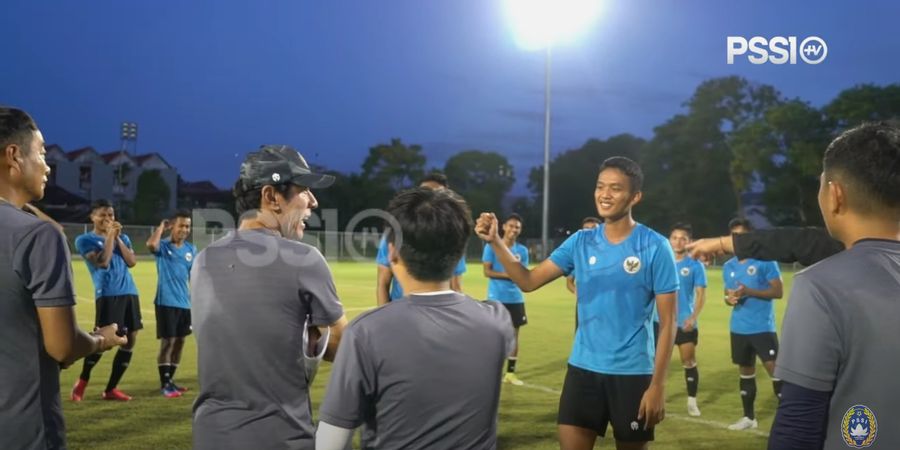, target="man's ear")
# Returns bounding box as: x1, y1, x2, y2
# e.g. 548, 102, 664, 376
828, 180, 845, 216
3, 144, 23, 170
387, 242, 399, 264
629, 190, 643, 208
260, 185, 281, 212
